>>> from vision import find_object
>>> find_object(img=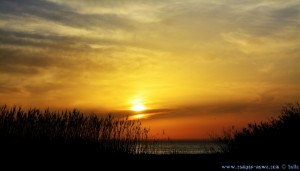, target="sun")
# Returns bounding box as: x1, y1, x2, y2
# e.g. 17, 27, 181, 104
131, 103, 146, 112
